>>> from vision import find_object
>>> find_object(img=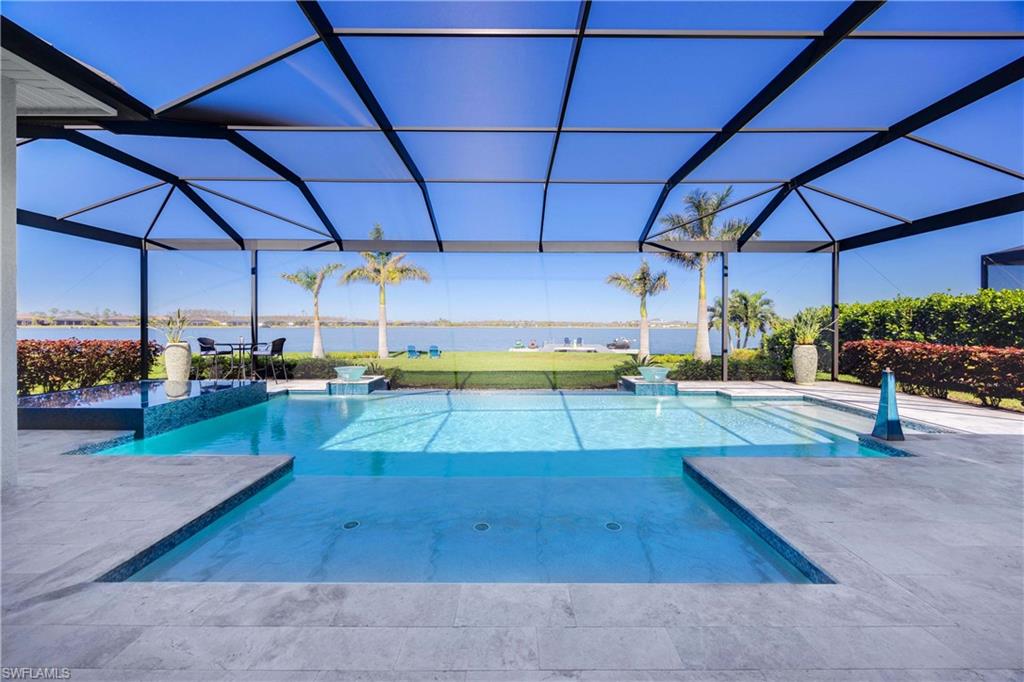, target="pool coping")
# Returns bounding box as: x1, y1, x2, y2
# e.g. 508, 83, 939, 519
94, 456, 295, 583
683, 459, 835, 585
17, 380, 268, 439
